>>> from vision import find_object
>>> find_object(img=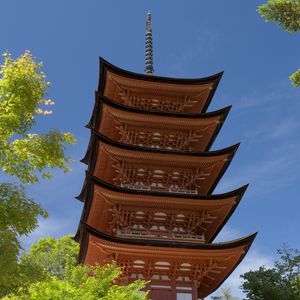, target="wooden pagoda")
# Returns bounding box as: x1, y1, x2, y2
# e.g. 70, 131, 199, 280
75, 13, 256, 300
